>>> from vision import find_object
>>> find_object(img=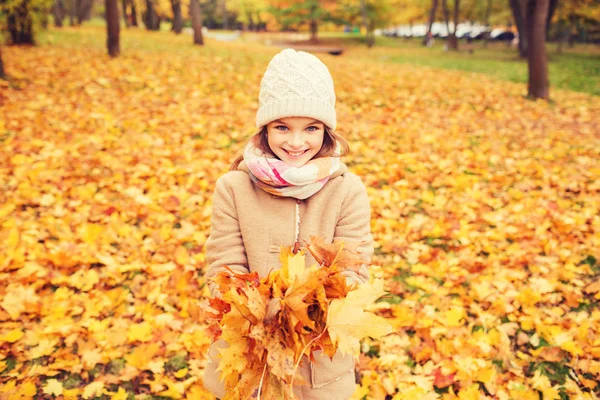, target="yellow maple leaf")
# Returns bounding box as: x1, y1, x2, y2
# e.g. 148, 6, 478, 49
443, 307, 466, 327
0, 203, 16, 219
63, 388, 81, 400
186, 384, 213, 400
279, 247, 306, 285
174, 367, 188, 378
327, 279, 393, 355
127, 322, 153, 343
174, 245, 190, 266
158, 378, 184, 399
124, 342, 161, 370
458, 384, 481, 400
43, 379, 63, 396
1, 284, 39, 319
81, 348, 104, 370
1, 329, 24, 343
82, 381, 104, 399
79, 223, 104, 245
110, 387, 129, 400
69, 269, 99, 292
